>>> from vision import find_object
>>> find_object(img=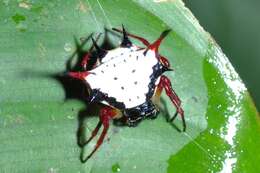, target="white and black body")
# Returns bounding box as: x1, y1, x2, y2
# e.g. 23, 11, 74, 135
86, 45, 170, 126
68, 26, 185, 162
